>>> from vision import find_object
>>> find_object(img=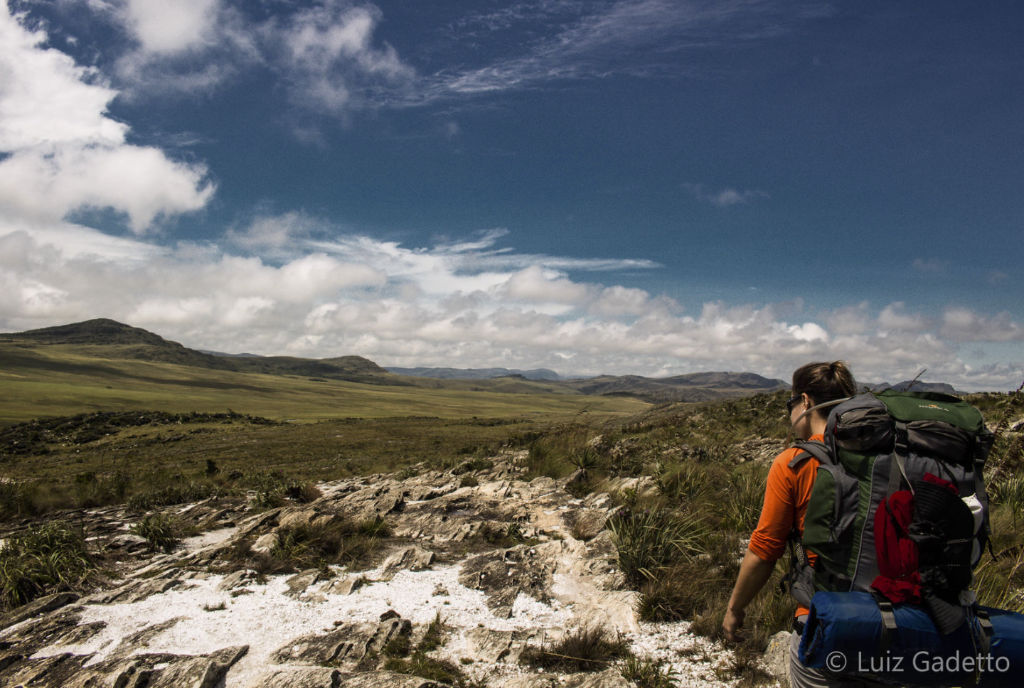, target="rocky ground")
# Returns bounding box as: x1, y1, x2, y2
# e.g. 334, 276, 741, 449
0, 451, 786, 687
